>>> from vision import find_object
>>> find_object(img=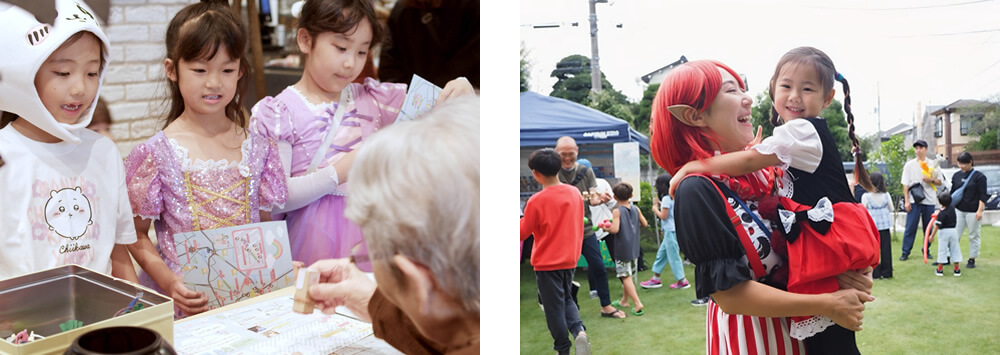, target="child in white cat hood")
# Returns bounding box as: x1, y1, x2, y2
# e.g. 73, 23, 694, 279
0, 0, 138, 282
